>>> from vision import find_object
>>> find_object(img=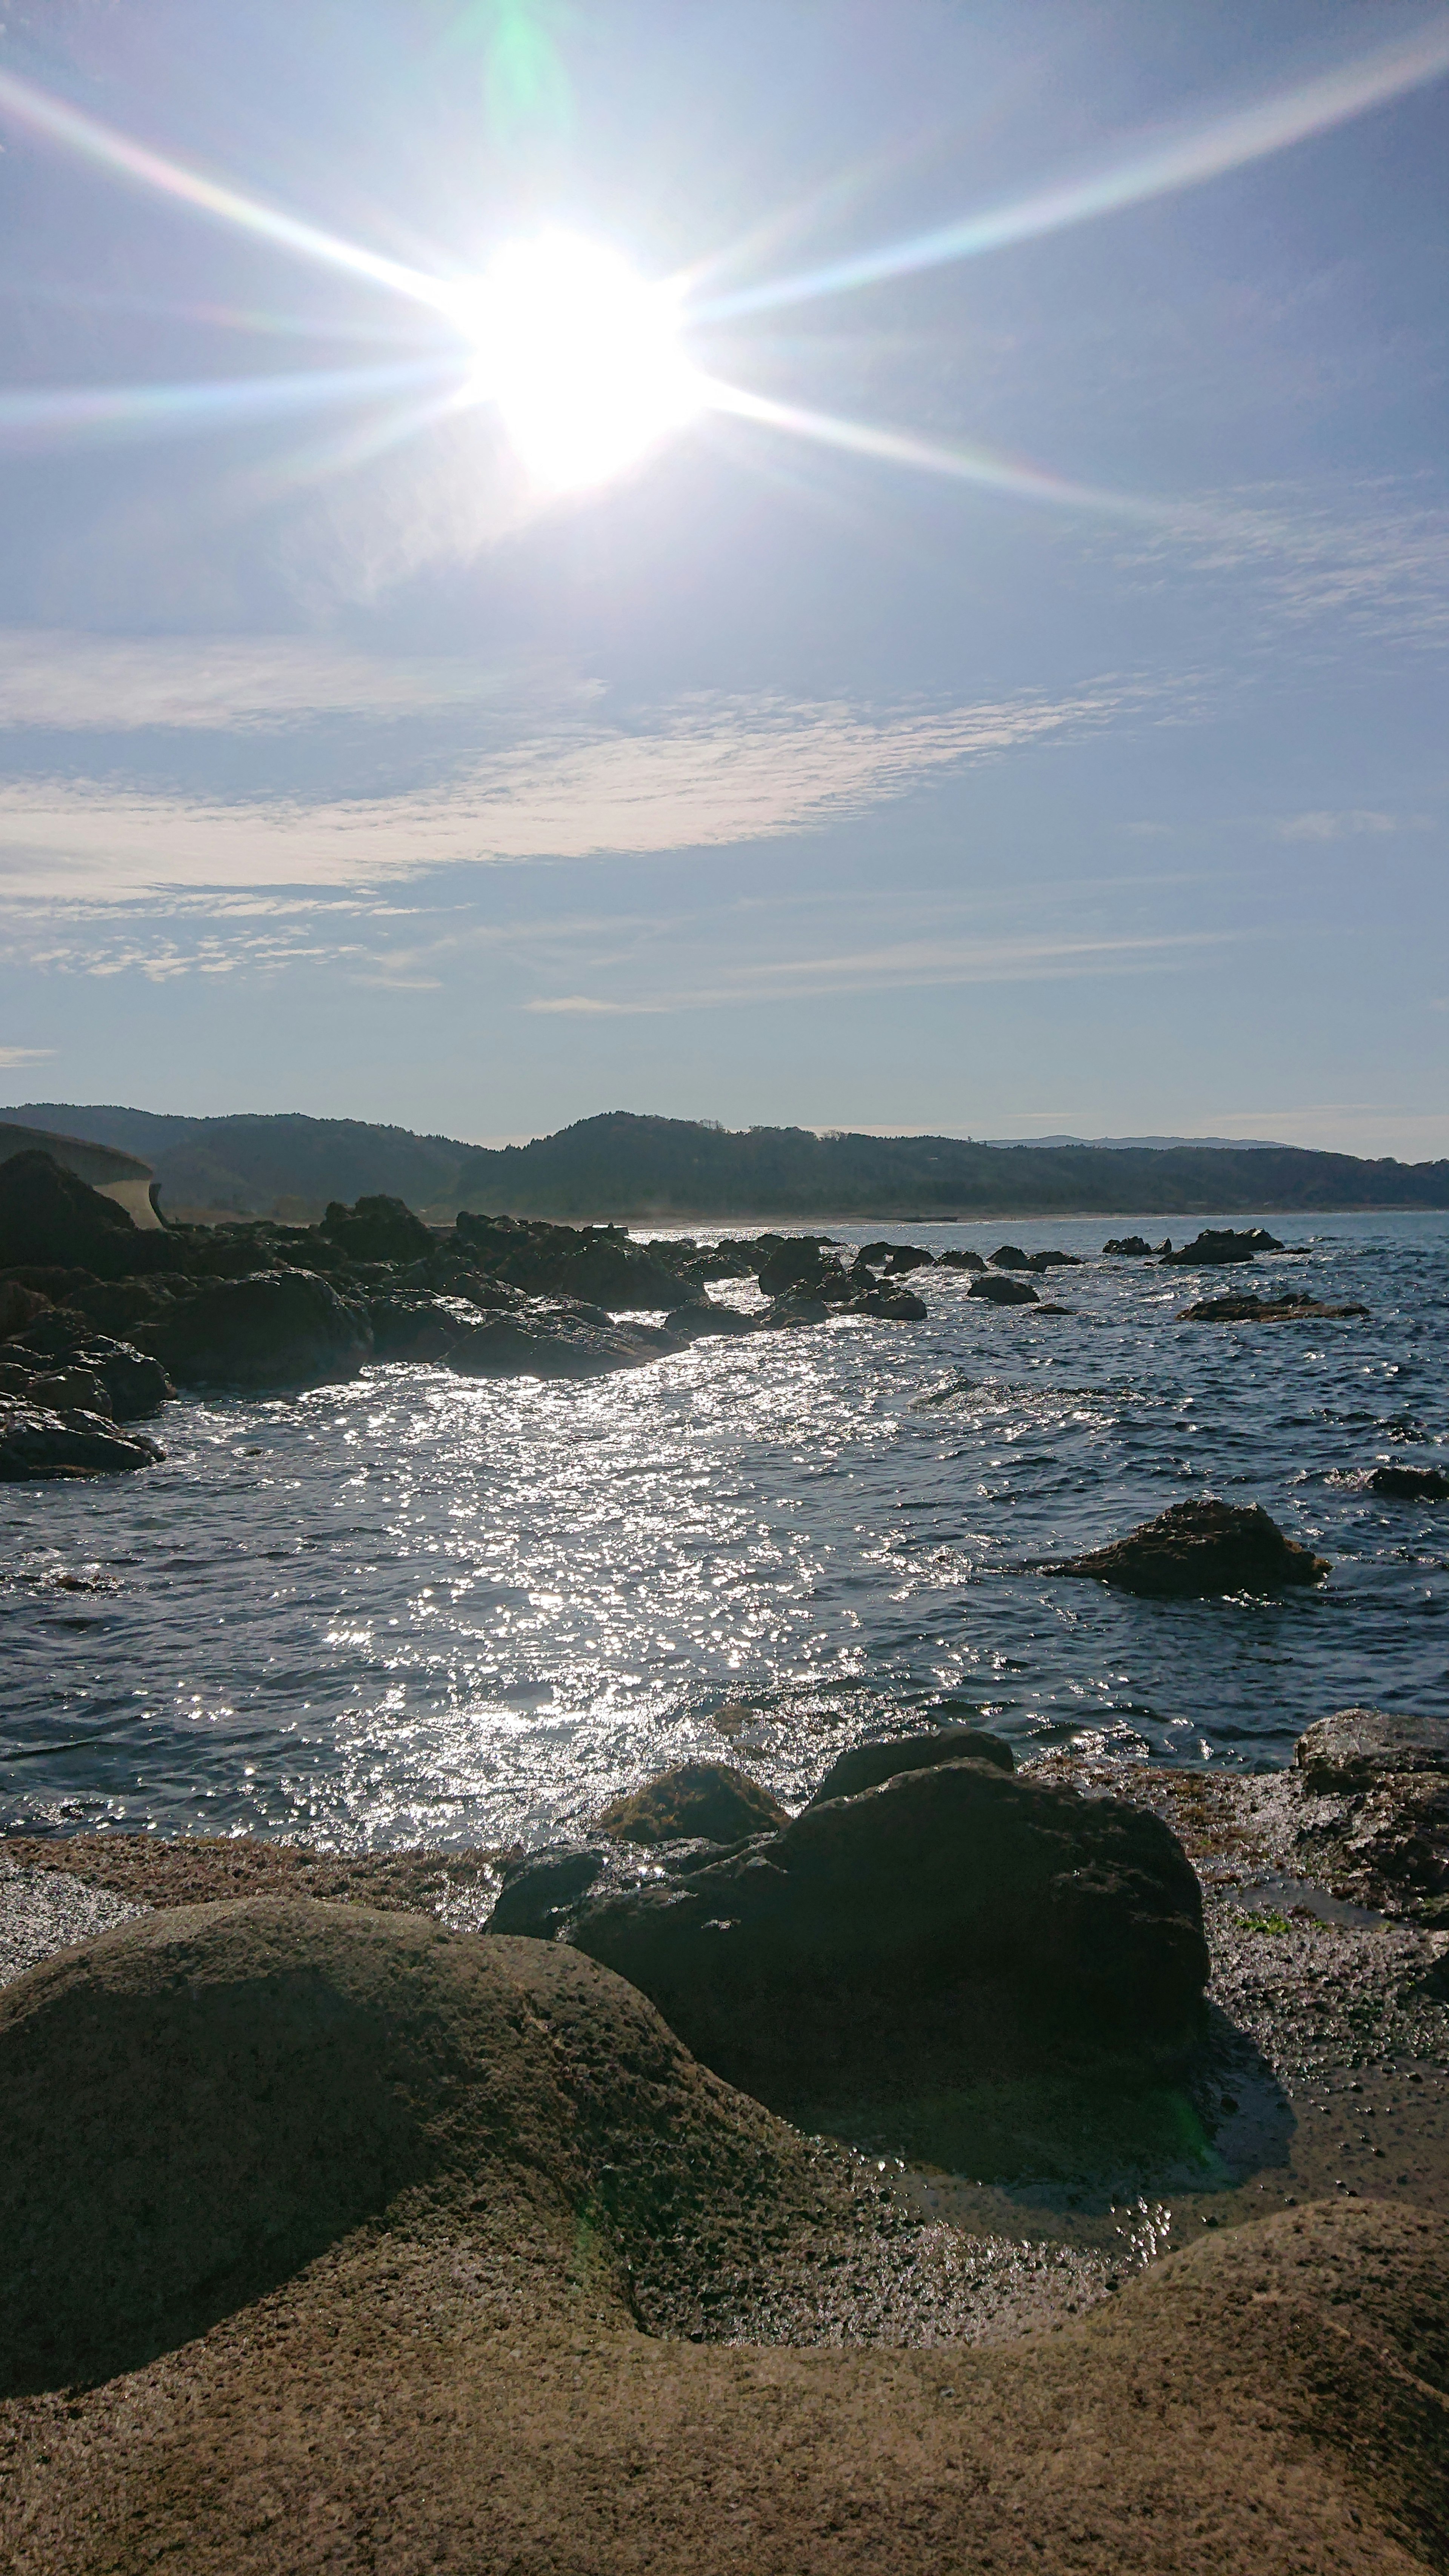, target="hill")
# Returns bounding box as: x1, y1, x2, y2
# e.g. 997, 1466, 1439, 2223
4, 1104, 1448, 1222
